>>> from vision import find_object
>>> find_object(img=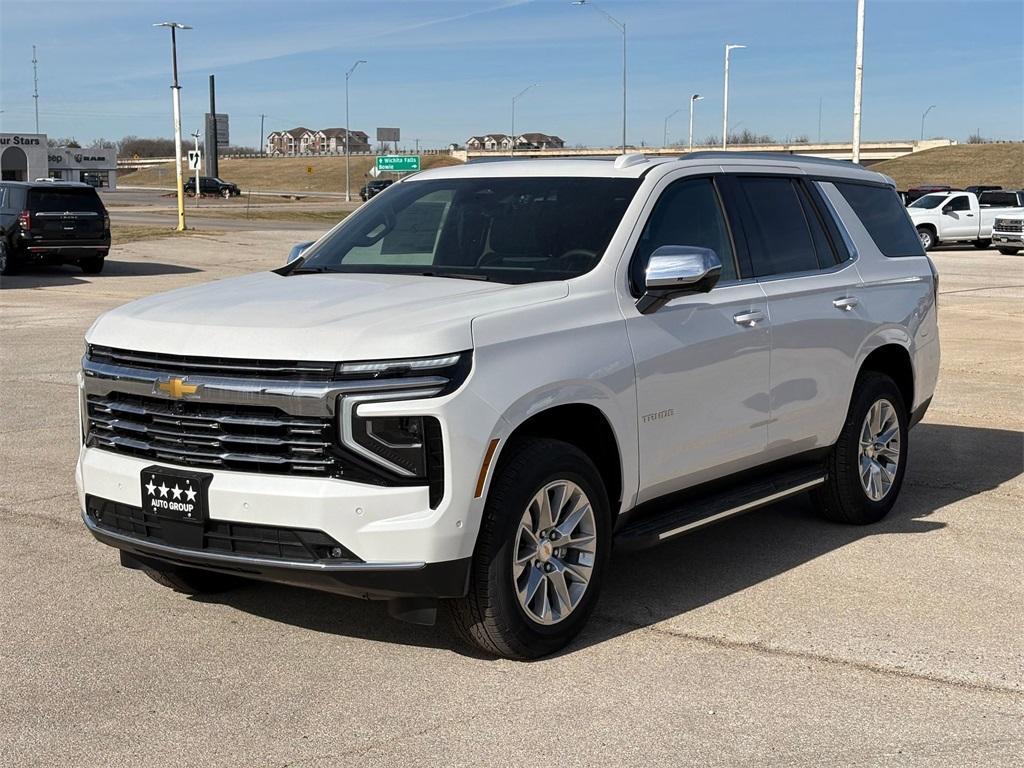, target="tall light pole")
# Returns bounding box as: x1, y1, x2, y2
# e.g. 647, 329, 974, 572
663, 108, 681, 148
572, 1, 626, 154
851, 0, 865, 164
688, 93, 703, 153
920, 104, 936, 141
722, 43, 746, 150
511, 83, 539, 156
32, 45, 40, 134
154, 22, 191, 231
344, 59, 366, 203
